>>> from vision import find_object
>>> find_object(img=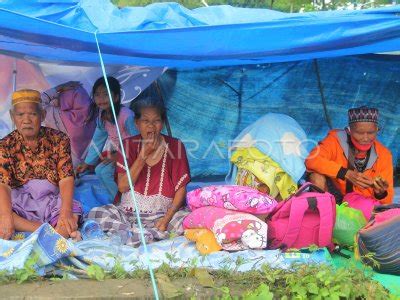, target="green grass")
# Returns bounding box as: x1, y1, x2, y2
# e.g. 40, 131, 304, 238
0, 254, 393, 299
